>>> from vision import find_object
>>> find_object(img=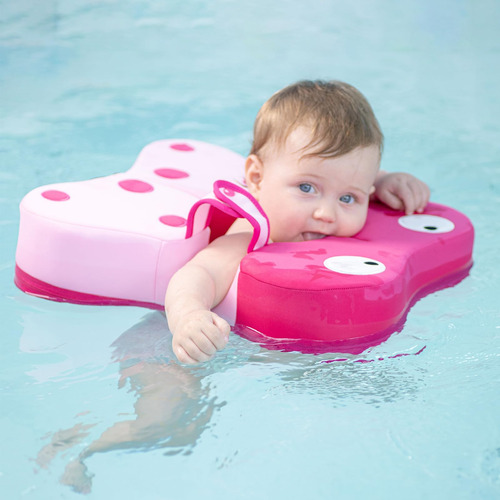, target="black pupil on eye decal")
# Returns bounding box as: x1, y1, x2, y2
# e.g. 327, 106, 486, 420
424, 226, 438, 231
364, 261, 379, 266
